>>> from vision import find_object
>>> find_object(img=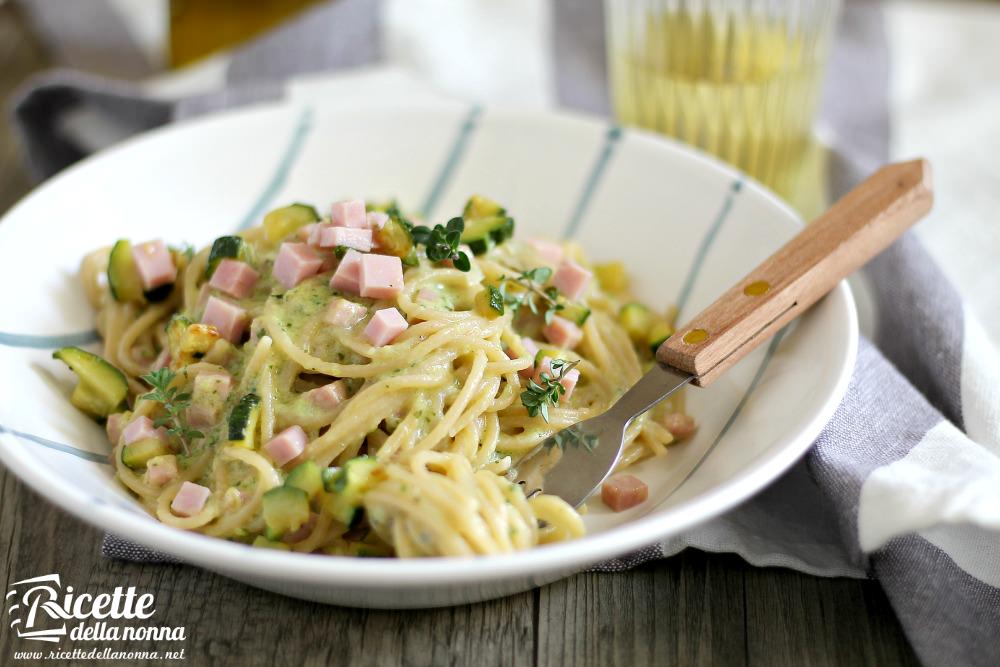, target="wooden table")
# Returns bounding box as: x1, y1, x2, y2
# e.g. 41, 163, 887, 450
0, 6, 919, 665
